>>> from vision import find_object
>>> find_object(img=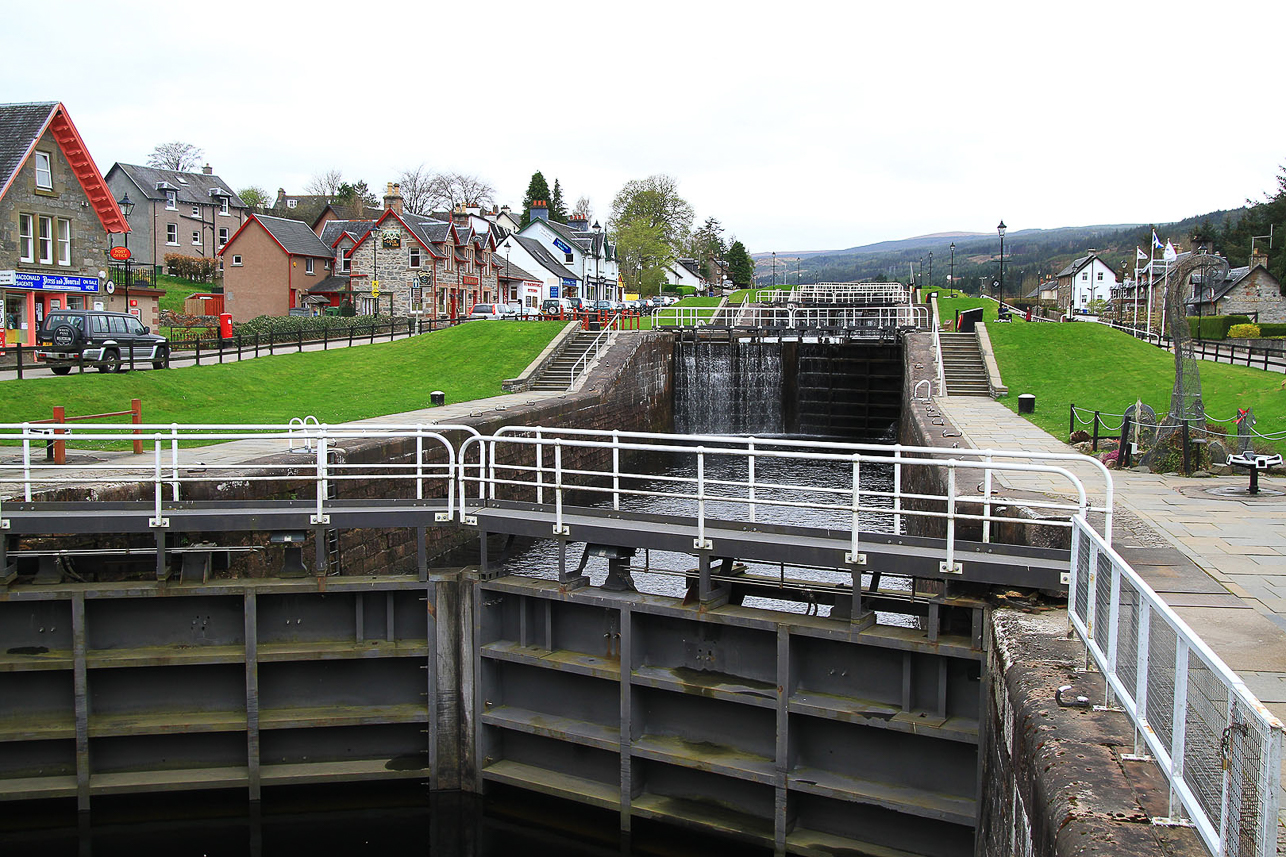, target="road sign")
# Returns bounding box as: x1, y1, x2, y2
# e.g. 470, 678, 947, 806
371, 280, 380, 298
